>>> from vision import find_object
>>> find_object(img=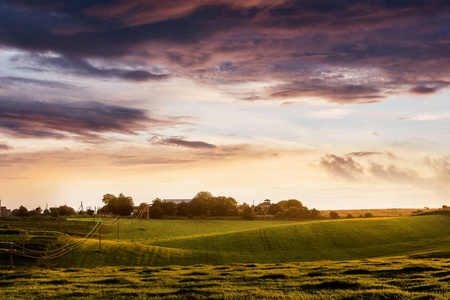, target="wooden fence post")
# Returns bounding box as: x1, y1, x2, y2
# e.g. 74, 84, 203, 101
10, 242, 13, 270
